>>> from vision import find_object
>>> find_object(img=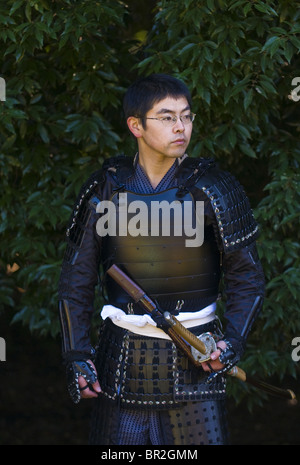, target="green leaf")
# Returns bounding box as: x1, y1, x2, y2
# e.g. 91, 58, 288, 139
239, 143, 257, 158
243, 89, 253, 110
